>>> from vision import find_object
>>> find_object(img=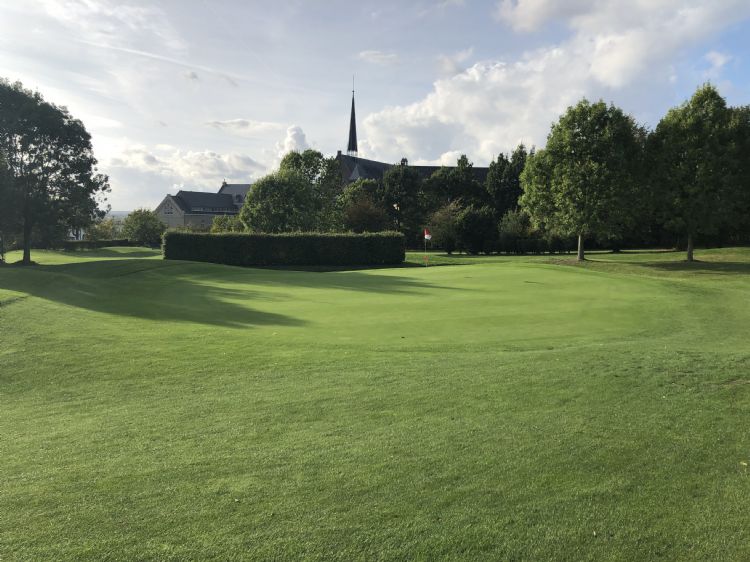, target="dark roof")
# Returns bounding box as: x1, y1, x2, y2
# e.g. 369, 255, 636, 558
172, 190, 239, 214
347, 94, 358, 154
218, 183, 252, 197
336, 153, 489, 184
